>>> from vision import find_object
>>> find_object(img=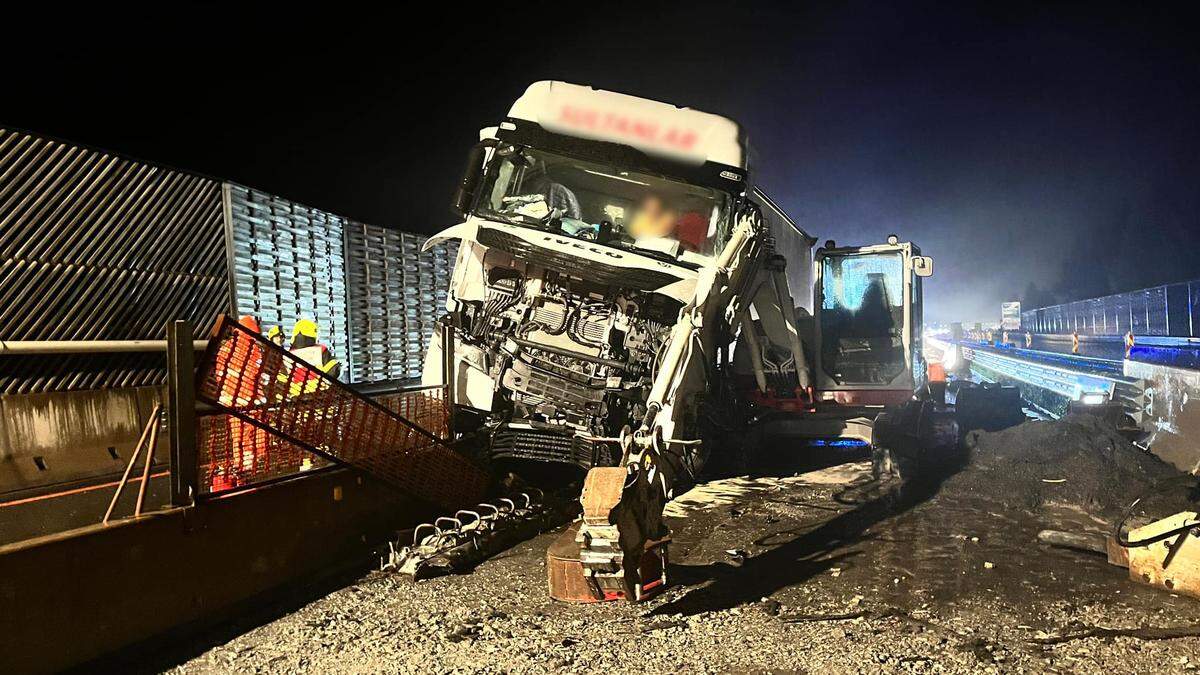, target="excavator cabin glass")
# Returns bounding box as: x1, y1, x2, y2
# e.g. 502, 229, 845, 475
819, 251, 907, 385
